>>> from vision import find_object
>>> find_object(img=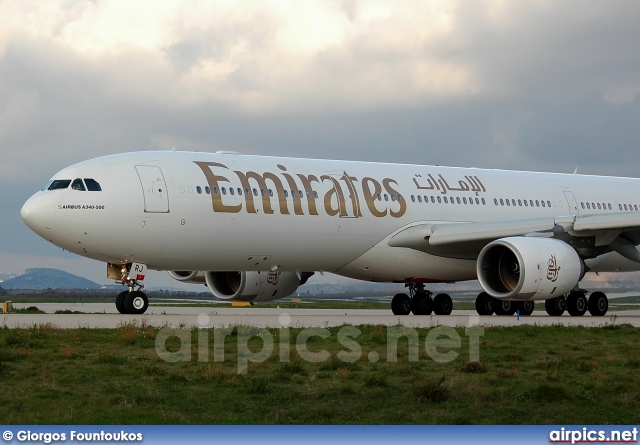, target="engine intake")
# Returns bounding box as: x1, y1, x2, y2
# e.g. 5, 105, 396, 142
477, 237, 584, 300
